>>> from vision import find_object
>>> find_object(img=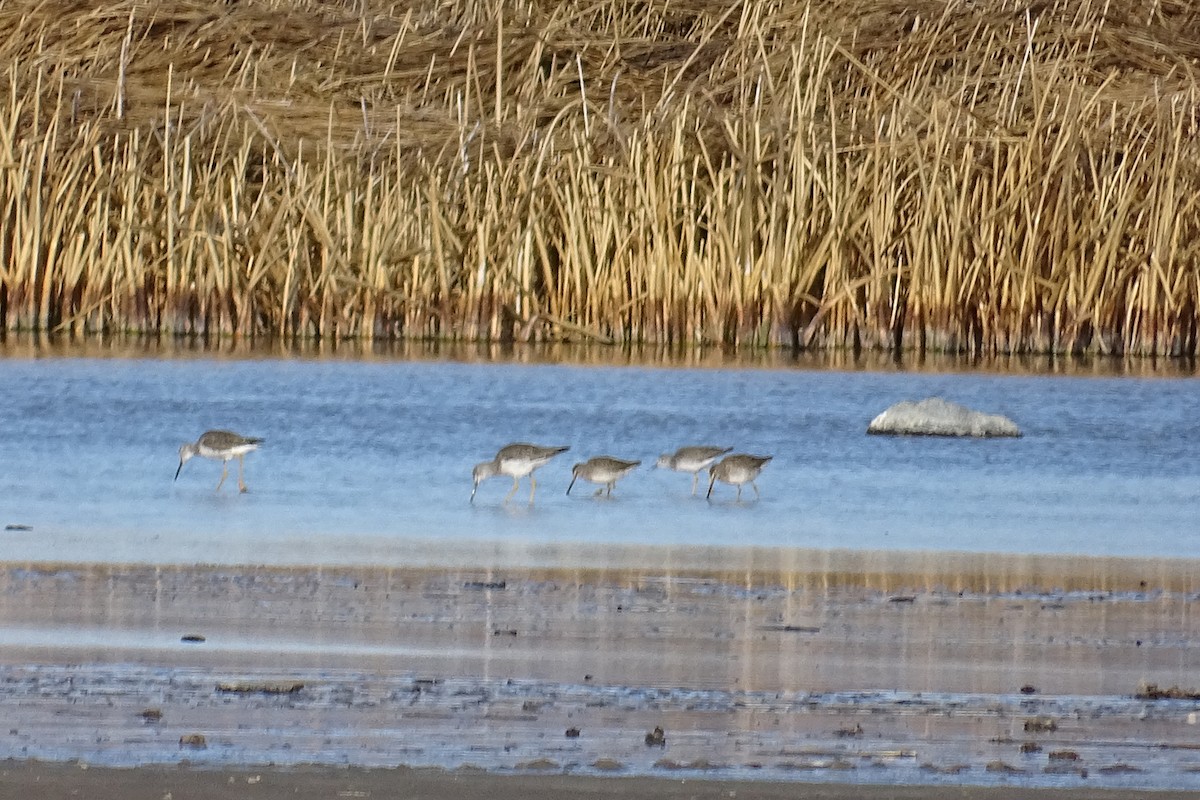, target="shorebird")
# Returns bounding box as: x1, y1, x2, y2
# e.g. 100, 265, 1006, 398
706, 453, 773, 501
567, 456, 641, 497
656, 446, 733, 495
471, 443, 570, 505
175, 430, 263, 493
